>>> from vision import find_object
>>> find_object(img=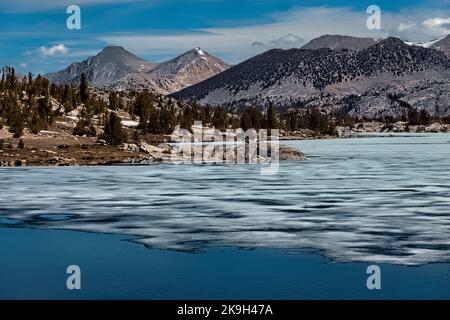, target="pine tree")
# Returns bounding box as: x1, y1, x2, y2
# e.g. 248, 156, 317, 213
148, 106, 161, 134
109, 92, 118, 110
27, 72, 33, 88
80, 73, 90, 103
63, 84, 74, 112
73, 104, 96, 137
9, 108, 24, 138
6, 67, 17, 90
287, 111, 298, 131
159, 106, 176, 134
34, 75, 44, 96
180, 108, 194, 132
420, 110, 431, 126
103, 112, 126, 145
231, 116, 240, 129
108, 92, 123, 111
240, 112, 252, 131
0, 69, 5, 91
249, 107, 262, 130
134, 91, 153, 131
30, 112, 44, 134
133, 130, 139, 142
309, 108, 322, 131
264, 103, 278, 129
212, 108, 228, 131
